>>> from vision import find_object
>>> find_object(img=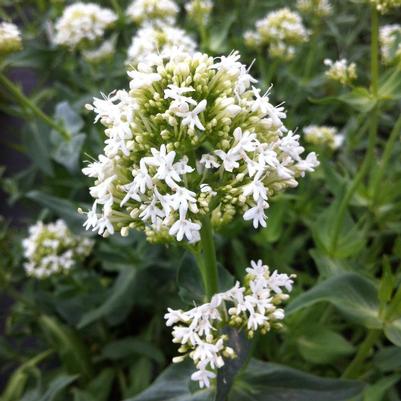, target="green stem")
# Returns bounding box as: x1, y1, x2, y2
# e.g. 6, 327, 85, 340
370, 7, 379, 96
330, 7, 380, 253
197, 215, 219, 300
342, 329, 381, 379
0, 72, 71, 140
